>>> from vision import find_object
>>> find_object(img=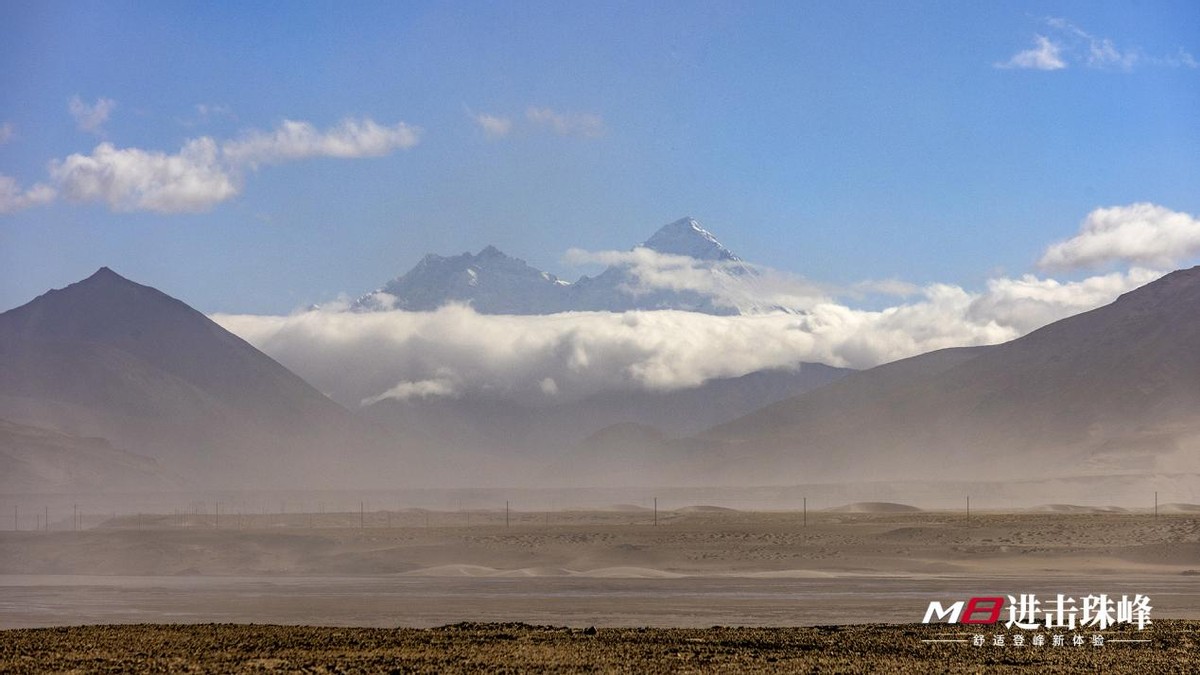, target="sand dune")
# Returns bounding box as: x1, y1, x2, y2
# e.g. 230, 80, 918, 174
1029, 504, 1131, 514
824, 502, 921, 513
571, 566, 688, 579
